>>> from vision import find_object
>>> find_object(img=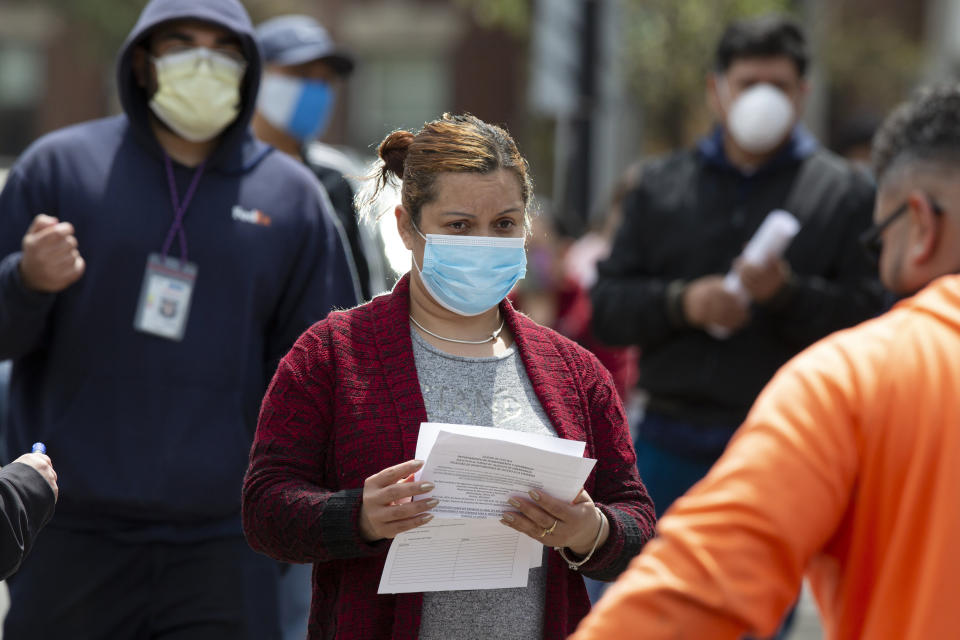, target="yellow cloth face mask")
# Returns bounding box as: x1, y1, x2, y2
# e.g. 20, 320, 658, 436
149, 47, 246, 143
